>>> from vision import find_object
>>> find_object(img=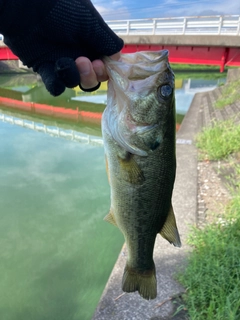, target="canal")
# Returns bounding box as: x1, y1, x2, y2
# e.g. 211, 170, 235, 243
0, 70, 225, 320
